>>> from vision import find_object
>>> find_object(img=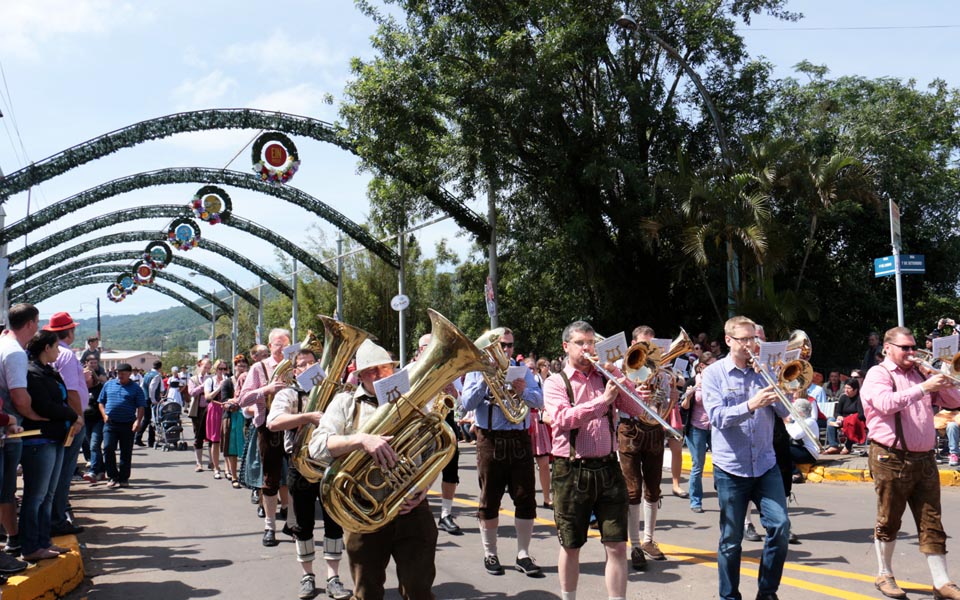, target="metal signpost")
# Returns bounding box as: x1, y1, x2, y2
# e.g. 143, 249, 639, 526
876, 199, 926, 326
